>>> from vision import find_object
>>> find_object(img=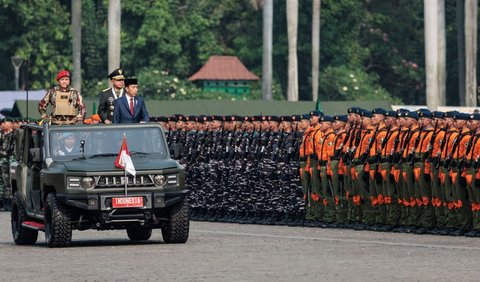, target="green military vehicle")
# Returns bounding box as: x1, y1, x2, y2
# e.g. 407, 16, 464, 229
10, 123, 189, 247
